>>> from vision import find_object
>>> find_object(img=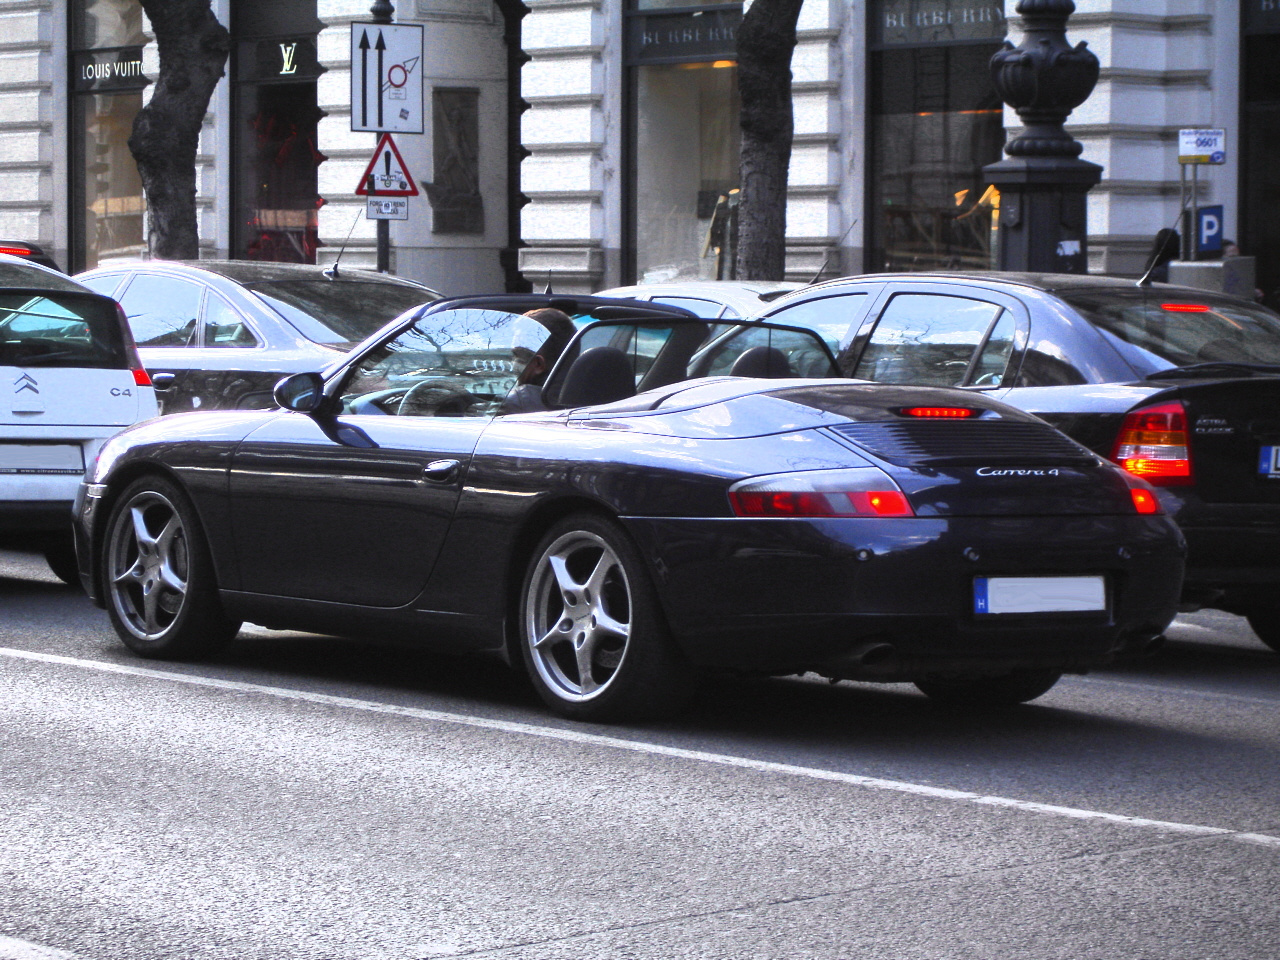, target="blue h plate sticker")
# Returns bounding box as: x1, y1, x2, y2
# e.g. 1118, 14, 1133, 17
974, 577, 990, 614
1259, 446, 1280, 478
